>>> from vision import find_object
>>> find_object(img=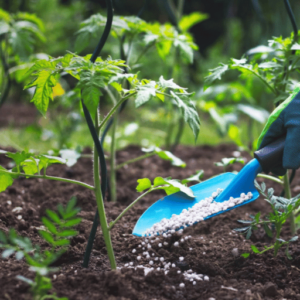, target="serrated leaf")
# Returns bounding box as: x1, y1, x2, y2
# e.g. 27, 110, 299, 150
258, 62, 281, 69
25, 70, 59, 116
136, 178, 152, 192
0, 166, 14, 192
6, 151, 32, 165
21, 158, 40, 175
2, 248, 15, 258
174, 38, 194, 63
77, 69, 105, 116
204, 64, 229, 89
135, 81, 157, 107
158, 76, 183, 90
63, 208, 80, 220
170, 91, 200, 140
